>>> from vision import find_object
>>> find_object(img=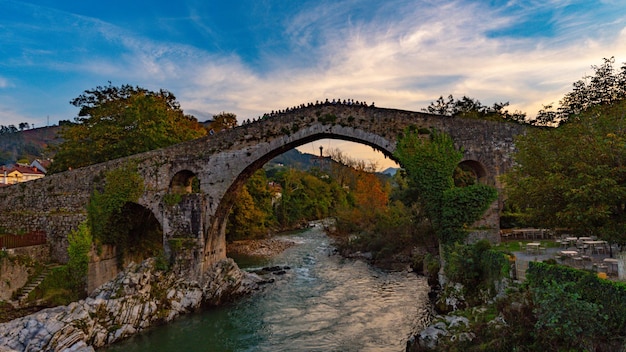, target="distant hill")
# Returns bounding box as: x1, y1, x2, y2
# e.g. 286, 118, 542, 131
266, 148, 397, 179
266, 148, 324, 170
0, 126, 60, 165
381, 167, 399, 176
